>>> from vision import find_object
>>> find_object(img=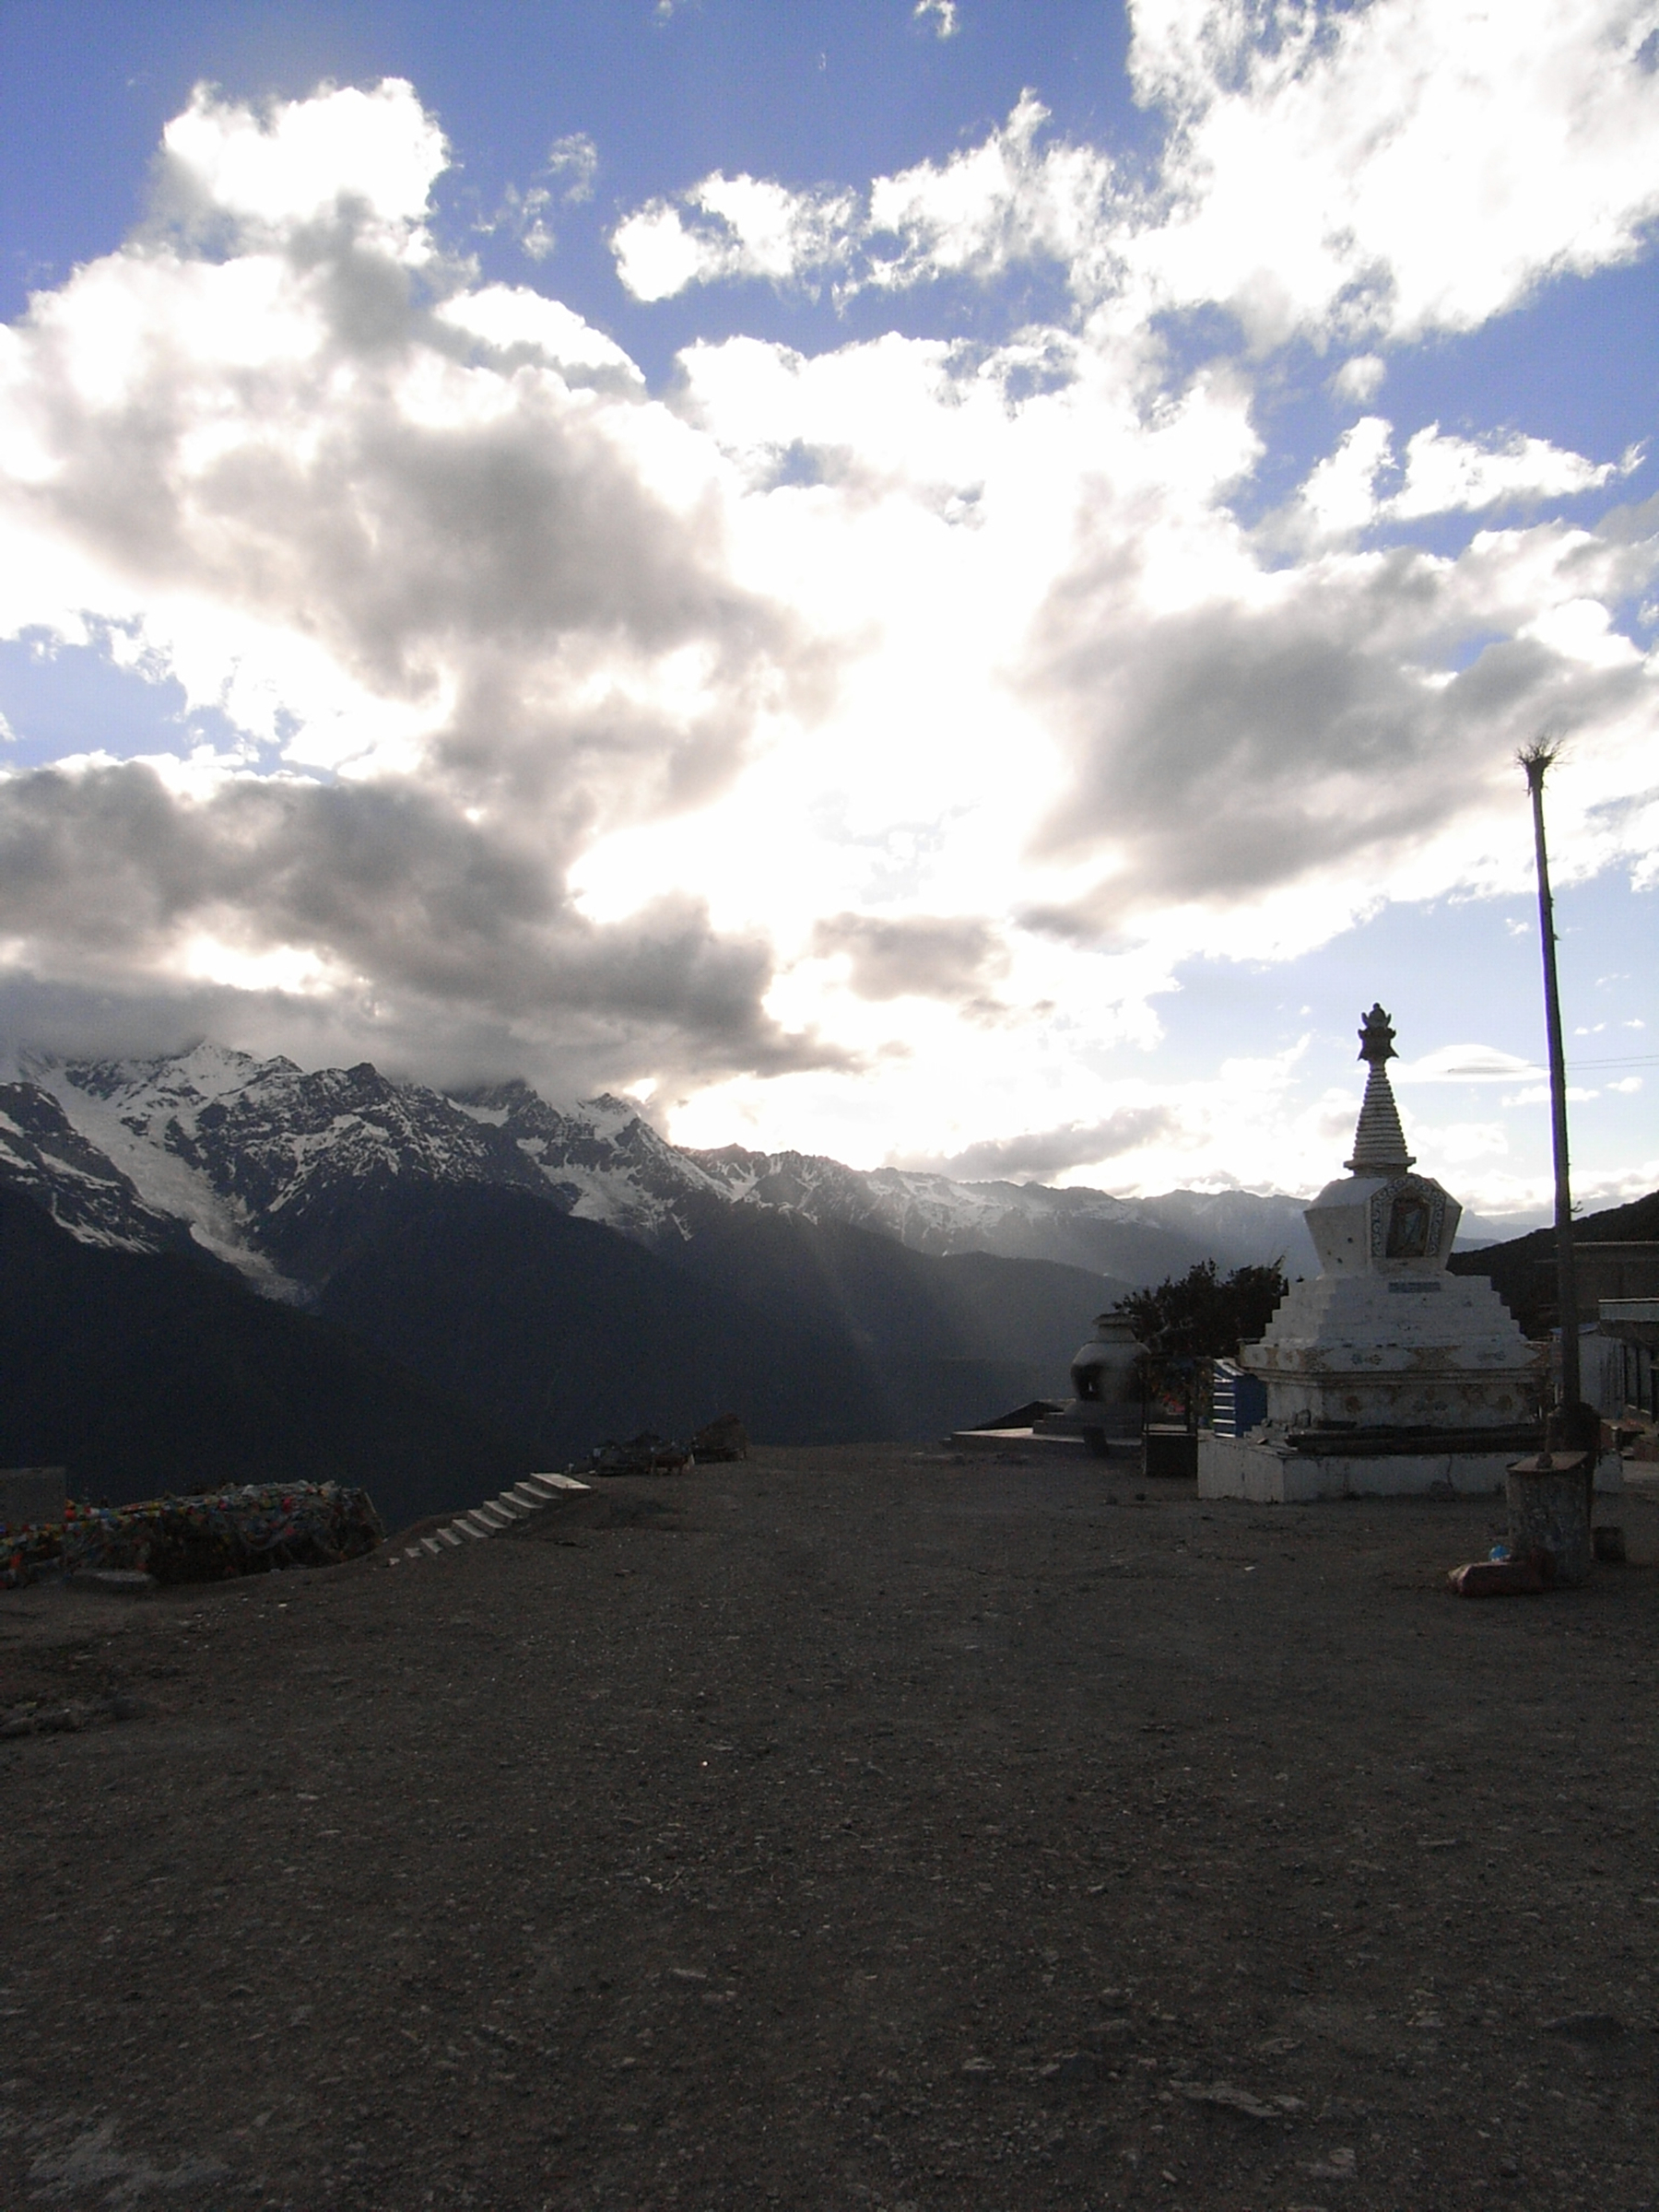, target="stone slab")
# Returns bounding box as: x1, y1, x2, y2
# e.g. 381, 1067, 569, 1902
948, 1428, 1088, 1455
65, 1569, 156, 1596
1198, 1434, 1516, 1502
